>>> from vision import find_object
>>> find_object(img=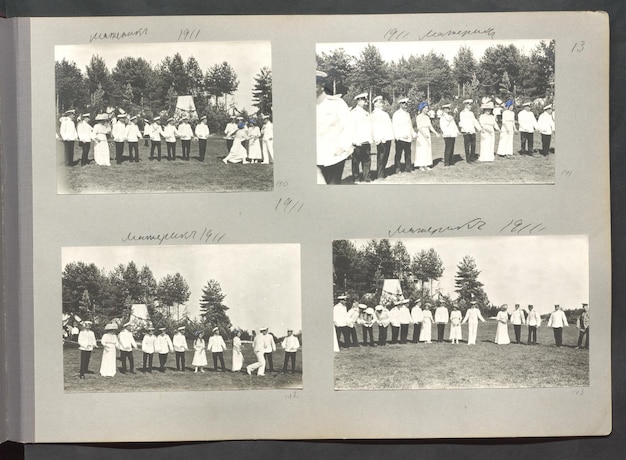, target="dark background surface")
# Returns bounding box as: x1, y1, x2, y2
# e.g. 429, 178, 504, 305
1, 0, 624, 458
